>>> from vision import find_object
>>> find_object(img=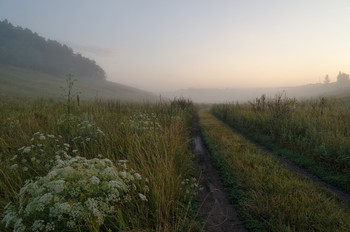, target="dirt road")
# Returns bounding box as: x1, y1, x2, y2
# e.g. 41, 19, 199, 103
192, 118, 248, 232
